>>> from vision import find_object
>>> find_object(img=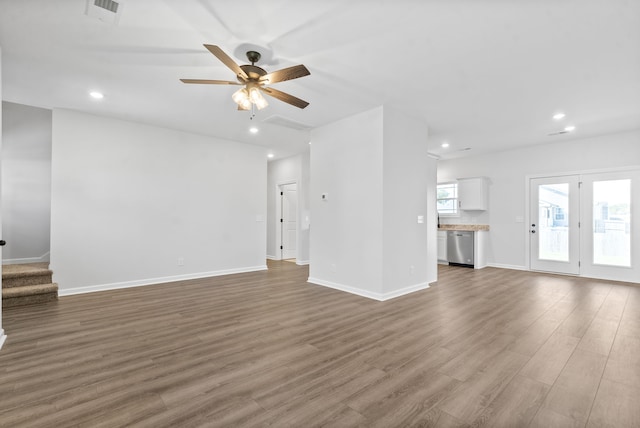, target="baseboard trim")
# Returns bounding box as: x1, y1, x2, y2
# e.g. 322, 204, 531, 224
0, 330, 7, 350
387, 282, 431, 300
59, 265, 268, 297
487, 263, 528, 271
308, 277, 383, 300
307, 277, 430, 301
266, 255, 279, 261
3, 251, 51, 265
296, 260, 310, 266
